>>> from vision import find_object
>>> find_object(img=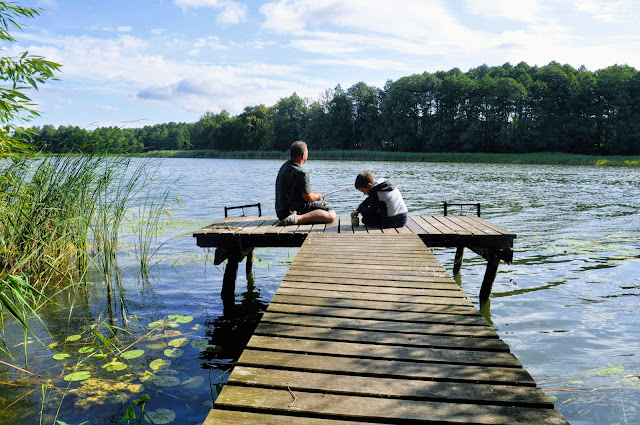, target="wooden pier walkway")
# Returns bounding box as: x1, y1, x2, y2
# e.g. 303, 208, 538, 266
201, 233, 568, 424
194, 215, 516, 303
